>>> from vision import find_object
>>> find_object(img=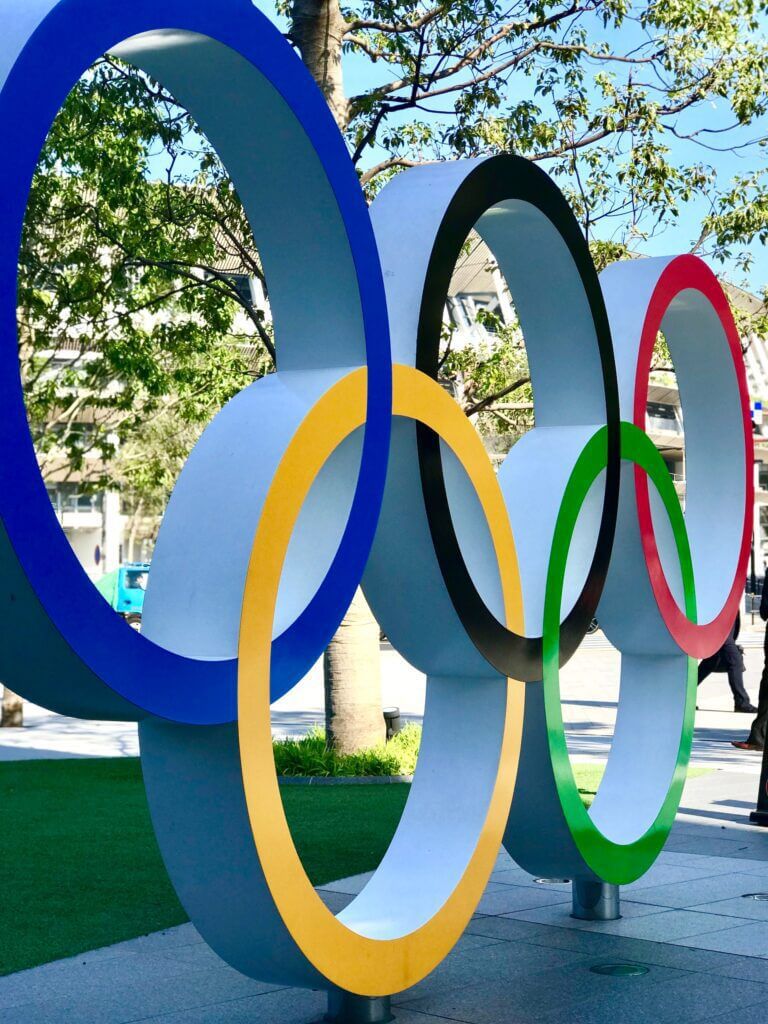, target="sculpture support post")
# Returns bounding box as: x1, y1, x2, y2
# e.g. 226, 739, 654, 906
326, 991, 394, 1023
572, 879, 621, 921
